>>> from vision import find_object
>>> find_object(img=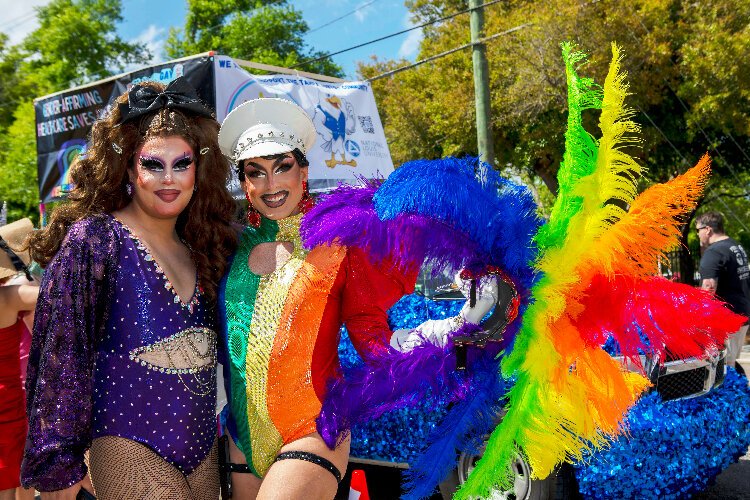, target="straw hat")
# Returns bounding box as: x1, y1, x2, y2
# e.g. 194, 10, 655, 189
0, 218, 33, 280
218, 98, 317, 164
